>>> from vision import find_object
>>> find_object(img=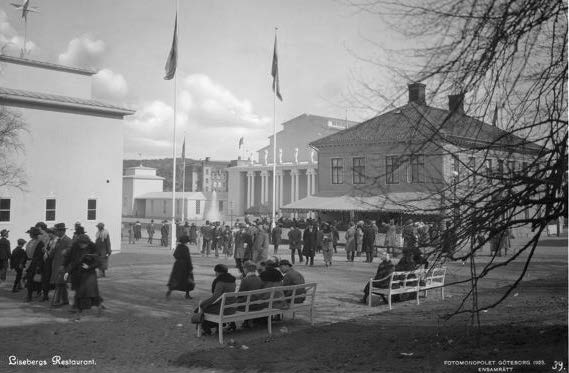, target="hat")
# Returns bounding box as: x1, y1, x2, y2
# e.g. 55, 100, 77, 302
243, 261, 258, 273
35, 222, 47, 230
96, 222, 105, 228
214, 264, 228, 273
26, 227, 41, 236
179, 235, 190, 244
76, 234, 91, 244
17, 238, 26, 245
74, 221, 82, 226
0, 229, 8, 236
53, 223, 67, 231
279, 259, 292, 267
